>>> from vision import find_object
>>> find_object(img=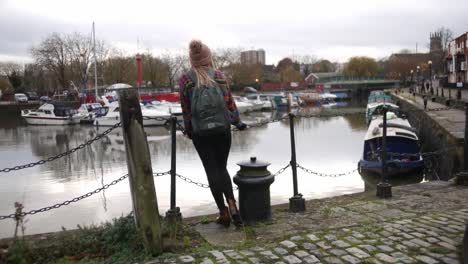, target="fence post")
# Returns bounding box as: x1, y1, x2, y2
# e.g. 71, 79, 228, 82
288, 113, 305, 212
376, 107, 392, 198
455, 102, 468, 185
118, 88, 162, 255
166, 116, 182, 222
